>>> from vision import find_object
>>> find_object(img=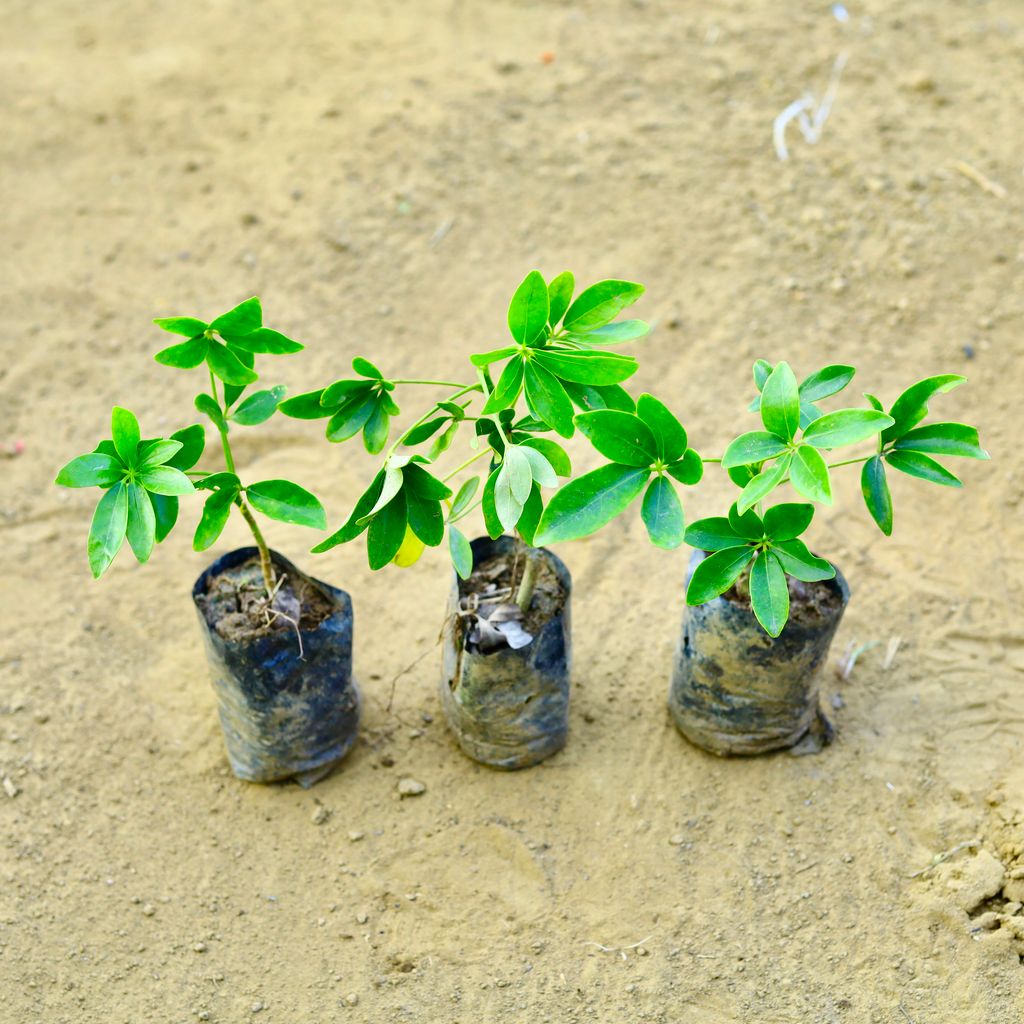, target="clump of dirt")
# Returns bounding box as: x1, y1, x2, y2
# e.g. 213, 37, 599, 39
726, 569, 842, 627
196, 557, 334, 642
